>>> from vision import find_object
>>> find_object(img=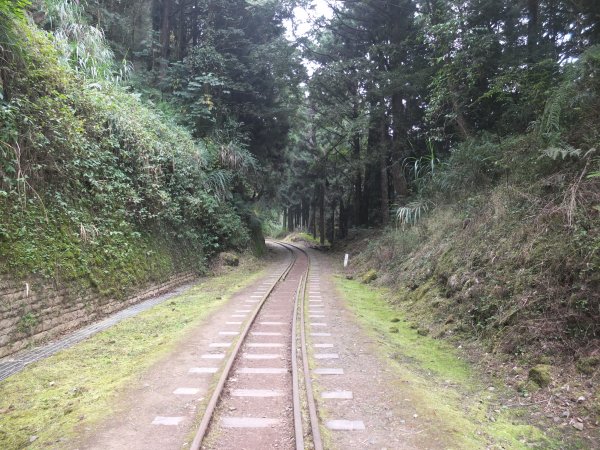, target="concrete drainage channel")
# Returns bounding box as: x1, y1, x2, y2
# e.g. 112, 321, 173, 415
179, 241, 364, 449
